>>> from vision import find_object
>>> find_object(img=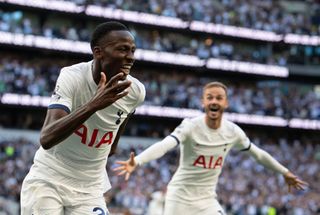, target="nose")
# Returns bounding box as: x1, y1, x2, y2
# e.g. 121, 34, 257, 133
210, 98, 218, 103
126, 51, 135, 63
